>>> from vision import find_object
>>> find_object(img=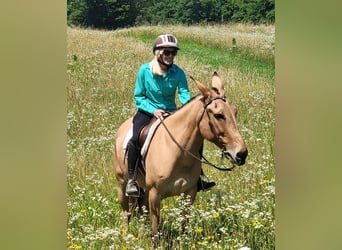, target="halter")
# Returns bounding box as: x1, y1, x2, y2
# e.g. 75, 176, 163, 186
159, 95, 237, 171
201, 96, 237, 169
200, 96, 227, 150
